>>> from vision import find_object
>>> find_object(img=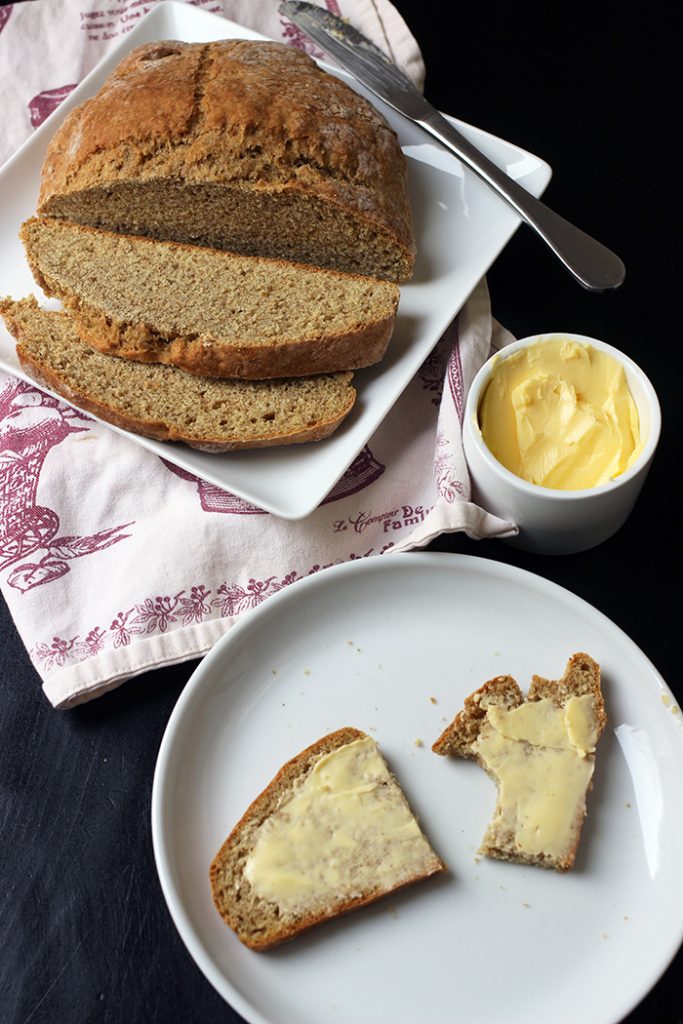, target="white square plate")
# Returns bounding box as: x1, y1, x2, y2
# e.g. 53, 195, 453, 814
0, 1, 551, 519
